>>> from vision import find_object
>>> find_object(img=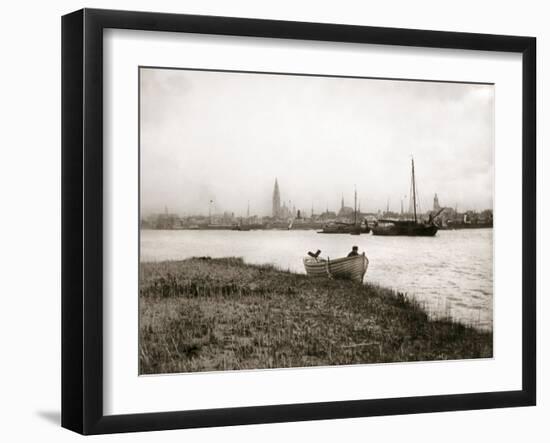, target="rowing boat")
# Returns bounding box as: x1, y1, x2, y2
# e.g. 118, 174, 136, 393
303, 253, 368, 283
